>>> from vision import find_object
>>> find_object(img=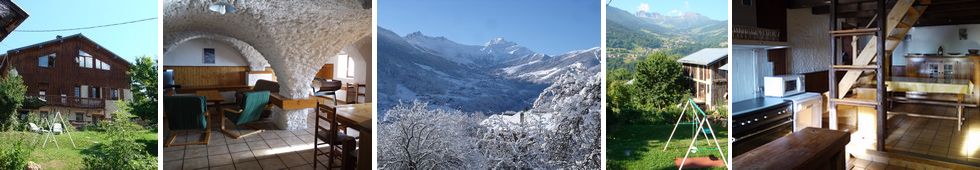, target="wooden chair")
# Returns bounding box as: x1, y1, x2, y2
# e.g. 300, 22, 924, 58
345, 83, 359, 104
237, 79, 279, 118
163, 96, 211, 147
314, 105, 357, 169
313, 78, 342, 106
220, 91, 270, 139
